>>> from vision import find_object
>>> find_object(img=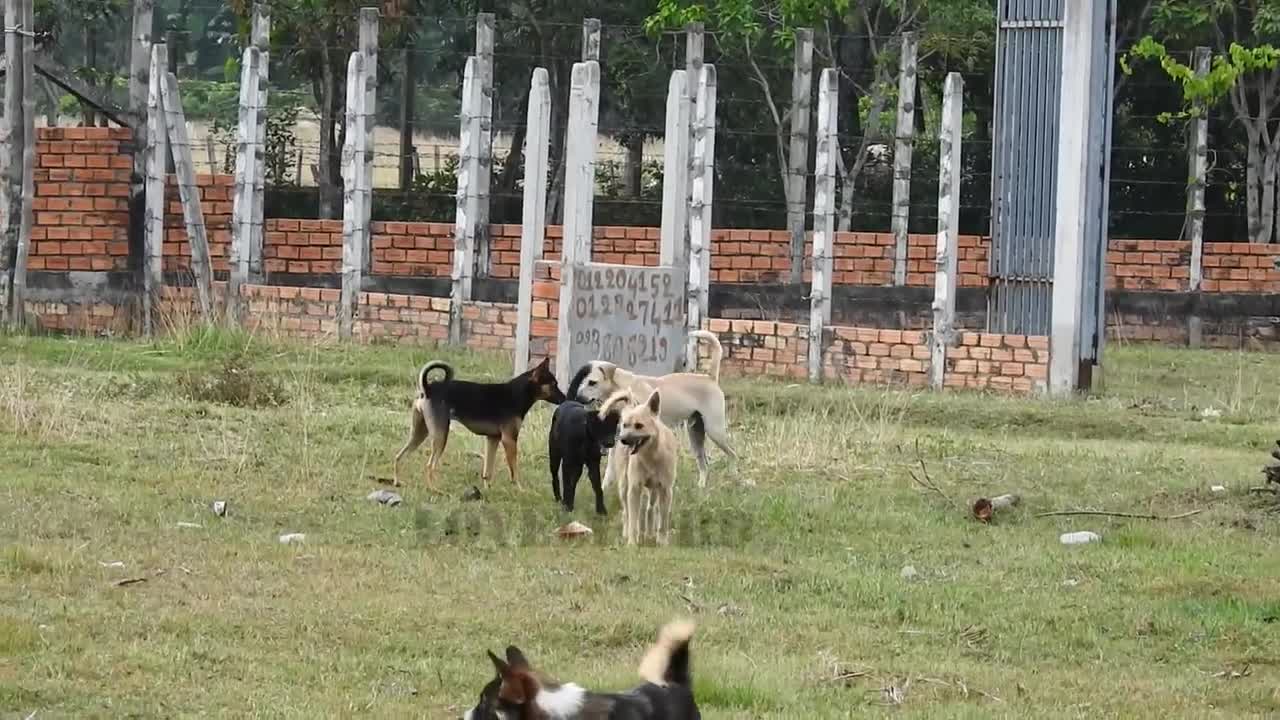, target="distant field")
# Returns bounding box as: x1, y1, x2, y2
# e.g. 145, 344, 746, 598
3, 329, 1280, 718
37, 113, 668, 188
